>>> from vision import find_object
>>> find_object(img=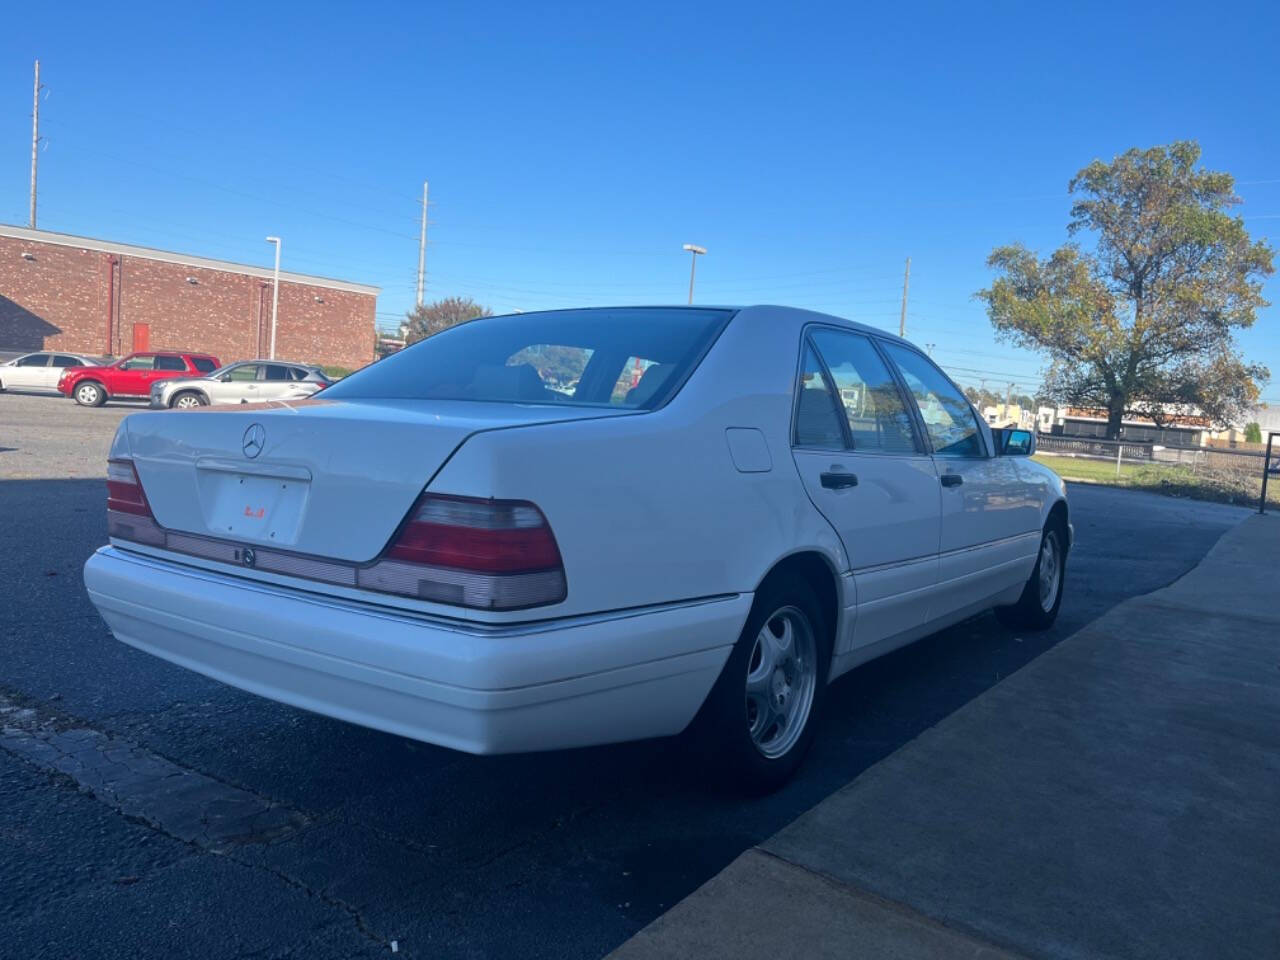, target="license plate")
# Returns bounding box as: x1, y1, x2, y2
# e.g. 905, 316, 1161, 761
201, 472, 309, 545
